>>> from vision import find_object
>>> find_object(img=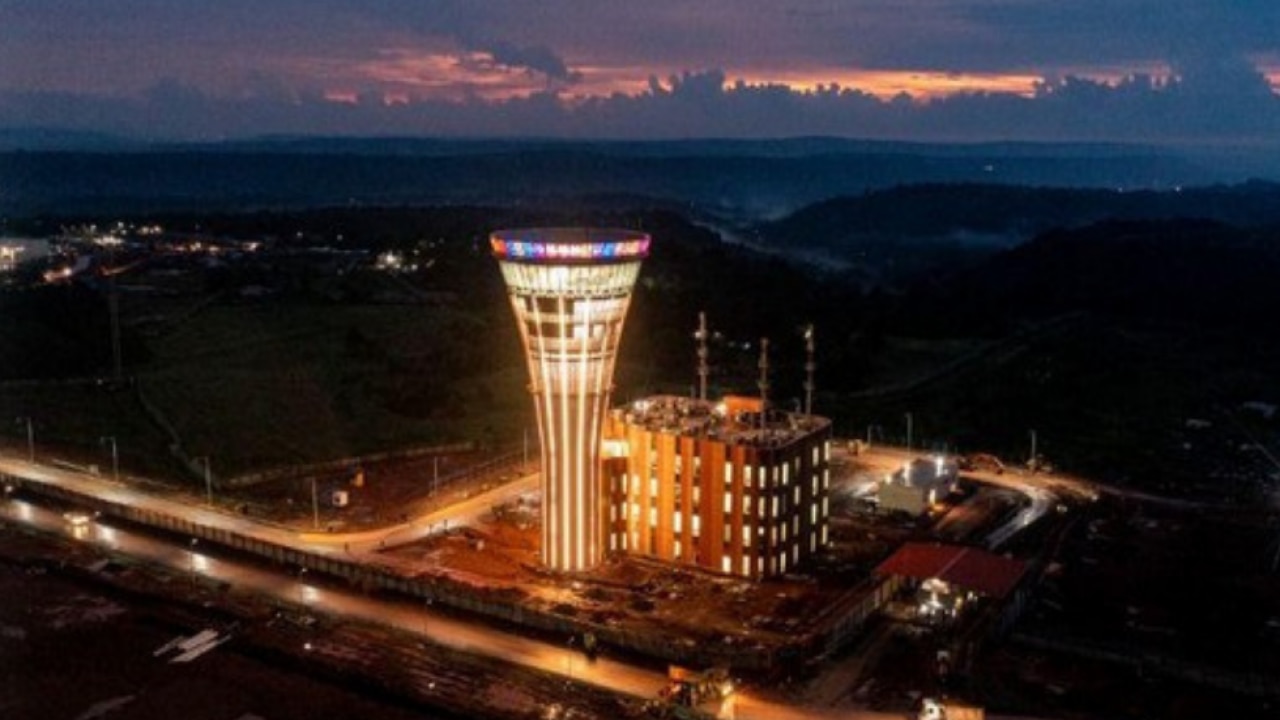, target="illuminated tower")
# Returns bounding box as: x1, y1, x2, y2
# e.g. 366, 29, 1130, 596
491, 228, 650, 572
